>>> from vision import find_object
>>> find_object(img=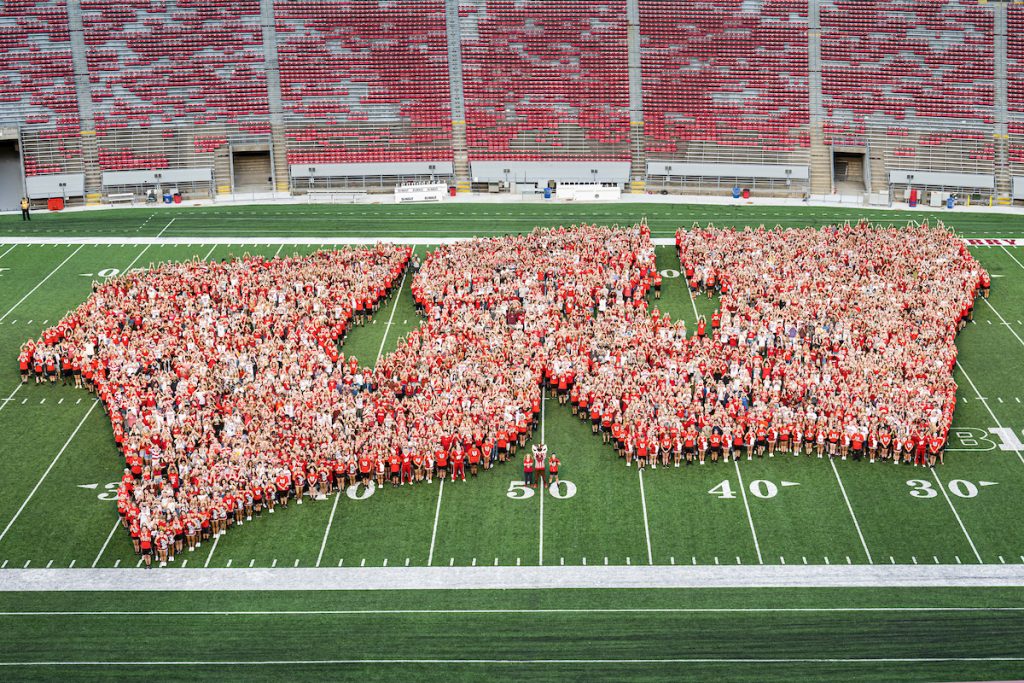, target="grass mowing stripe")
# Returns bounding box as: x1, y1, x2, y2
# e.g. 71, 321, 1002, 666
2, 657, 1023, 666
0, 401, 98, 545
829, 459, 873, 564
3, 606, 1024, 616
955, 361, 1024, 466
929, 467, 983, 563
0, 244, 83, 322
